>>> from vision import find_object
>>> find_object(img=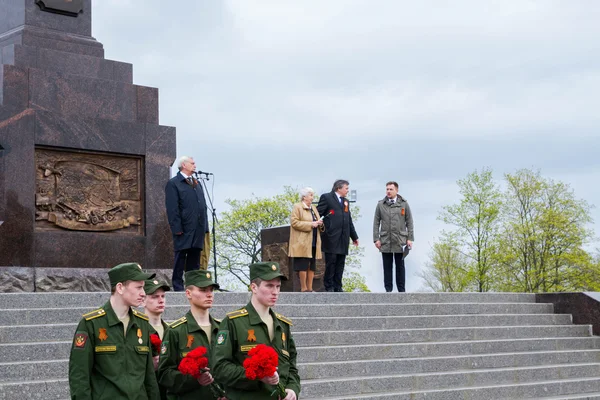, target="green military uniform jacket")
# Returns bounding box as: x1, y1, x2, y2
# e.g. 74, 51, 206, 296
68, 301, 160, 400
157, 311, 221, 399
373, 194, 414, 253
212, 302, 301, 400
154, 318, 170, 400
